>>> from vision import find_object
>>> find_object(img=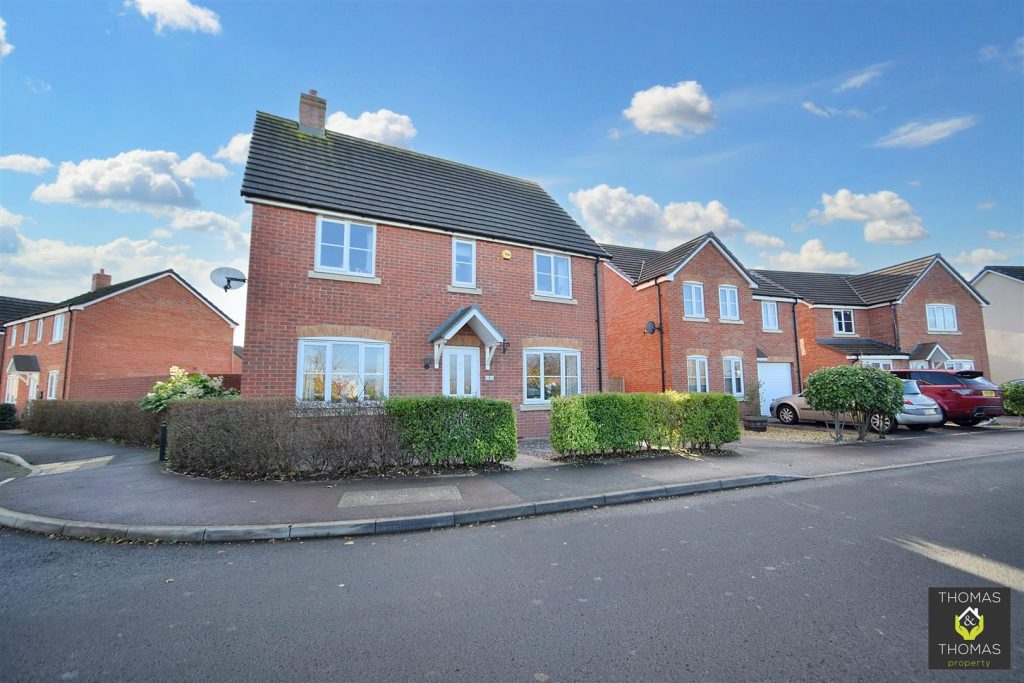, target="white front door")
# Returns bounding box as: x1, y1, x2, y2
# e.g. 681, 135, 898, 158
442, 346, 480, 397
